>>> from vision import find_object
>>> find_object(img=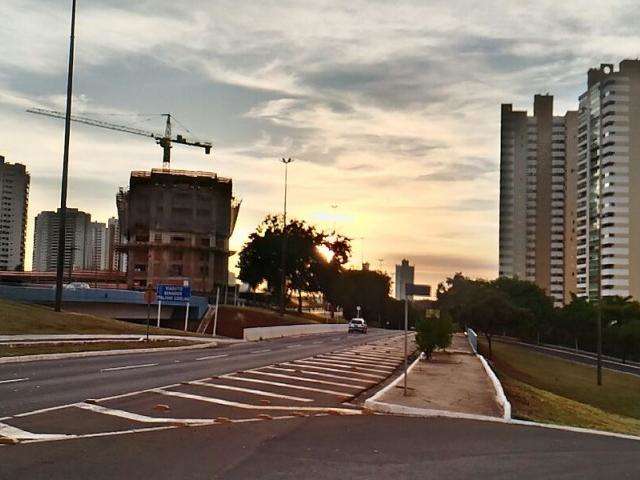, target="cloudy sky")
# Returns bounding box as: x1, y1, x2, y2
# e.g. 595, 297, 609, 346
1, 0, 639, 292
